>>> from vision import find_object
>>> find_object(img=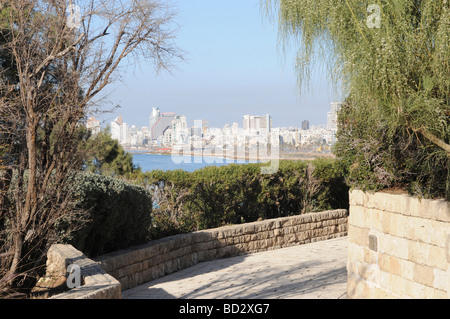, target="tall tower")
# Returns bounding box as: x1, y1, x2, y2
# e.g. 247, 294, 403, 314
150, 107, 160, 129
328, 102, 343, 144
